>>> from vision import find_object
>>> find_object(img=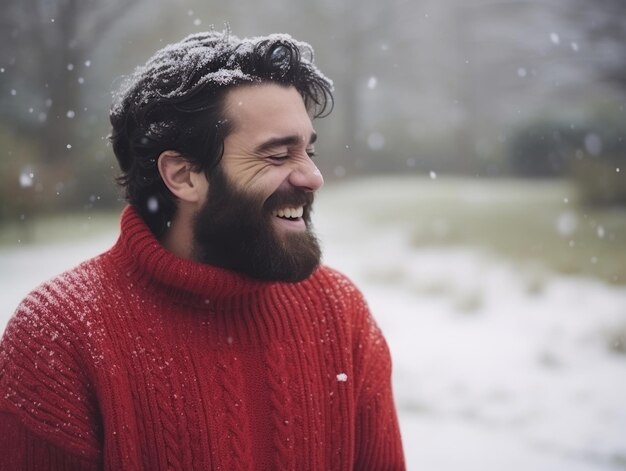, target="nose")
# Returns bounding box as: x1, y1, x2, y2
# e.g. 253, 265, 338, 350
288, 155, 324, 192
